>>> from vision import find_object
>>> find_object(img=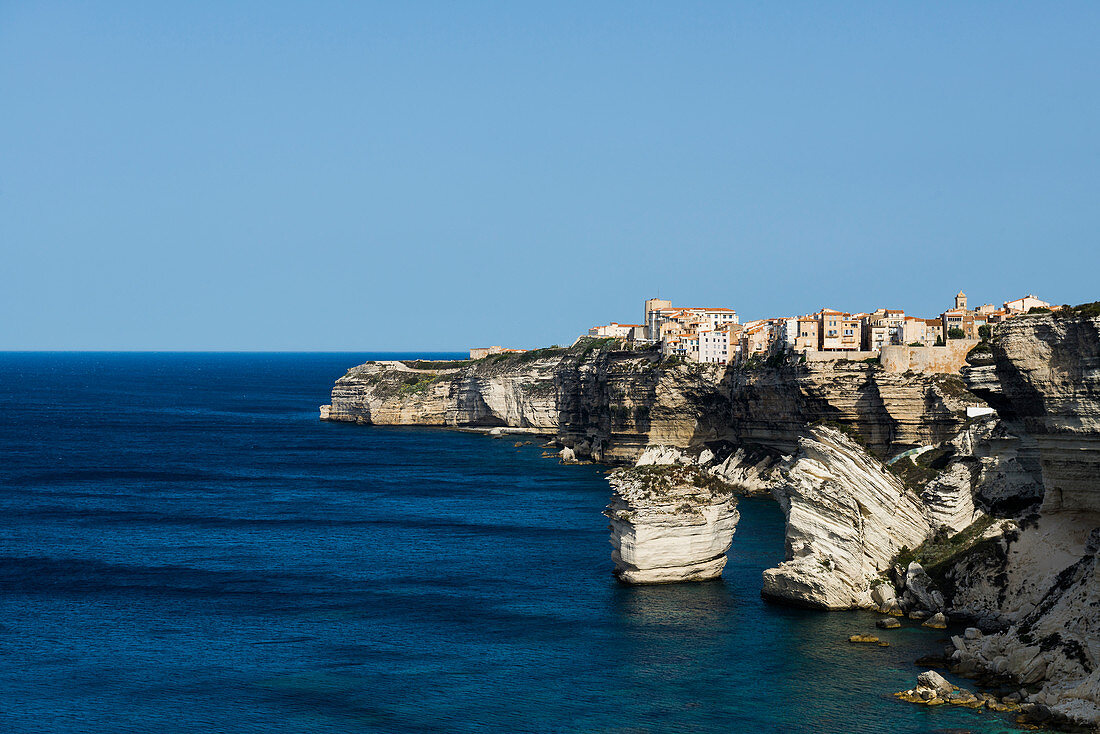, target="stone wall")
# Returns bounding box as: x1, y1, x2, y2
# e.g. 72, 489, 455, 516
881, 340, 979, 374
805, 350, 878, 362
